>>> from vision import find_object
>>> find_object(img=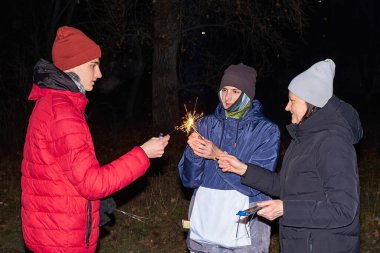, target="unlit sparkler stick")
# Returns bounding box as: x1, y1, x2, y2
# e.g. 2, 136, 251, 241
158, 128, 179, 138
115, 209, 148, 223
